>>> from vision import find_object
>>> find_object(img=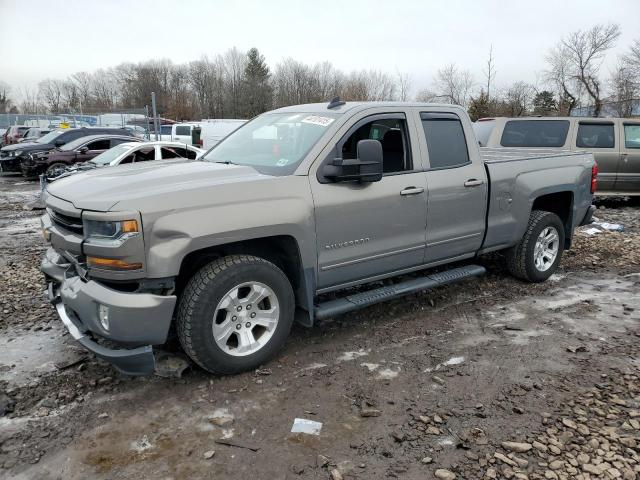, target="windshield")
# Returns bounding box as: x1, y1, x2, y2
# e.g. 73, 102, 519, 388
90, 144, 133, 165
36, 130, 64, 144
203, 113, 337, 175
